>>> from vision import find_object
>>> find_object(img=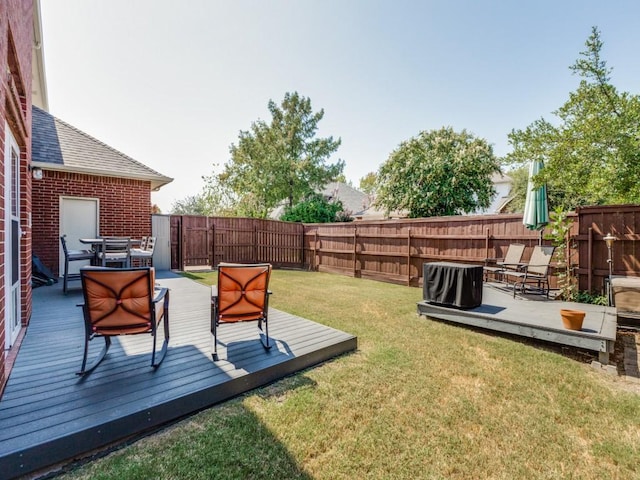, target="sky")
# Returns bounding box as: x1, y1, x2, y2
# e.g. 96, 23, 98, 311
39, 1, 640, 213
